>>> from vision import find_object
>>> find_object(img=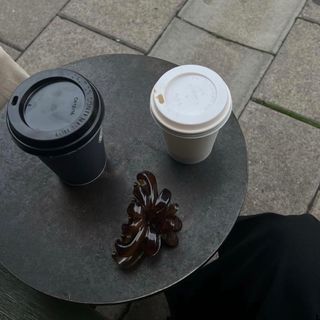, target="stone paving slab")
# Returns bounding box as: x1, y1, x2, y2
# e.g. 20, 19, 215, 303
0, 42, 20, 60
301, 0, 320, 24
149, 18, 272, 116
254, 19, 320, 123
123, 293, 170, 320
310, 191, 320, 220
17, 17, 139, 75
179, 0, 304, 53
62, 0, 185, 52
240, 102, 320, 215
0, 0, 68, 50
